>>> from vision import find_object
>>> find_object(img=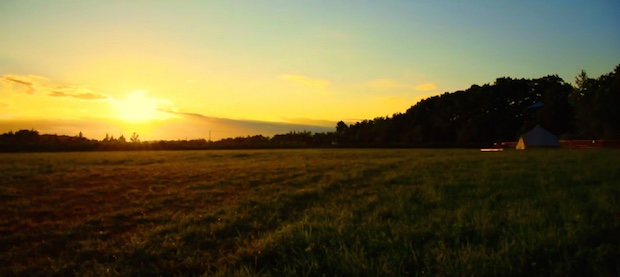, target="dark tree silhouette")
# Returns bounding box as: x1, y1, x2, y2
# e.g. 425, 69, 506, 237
130, 133, 140, 143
